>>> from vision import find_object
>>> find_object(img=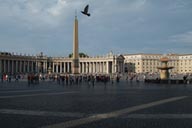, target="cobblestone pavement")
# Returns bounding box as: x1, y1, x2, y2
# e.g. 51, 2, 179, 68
0, 80, 192, 128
